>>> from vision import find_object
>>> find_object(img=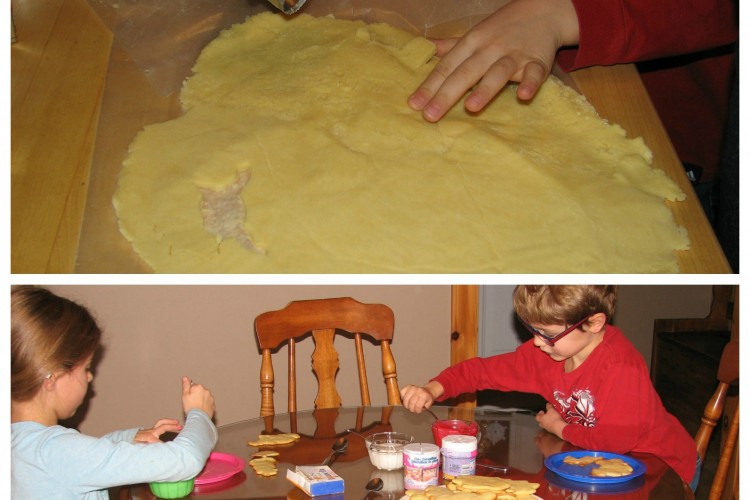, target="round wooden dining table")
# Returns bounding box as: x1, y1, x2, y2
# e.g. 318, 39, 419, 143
122, 405, 693, 499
